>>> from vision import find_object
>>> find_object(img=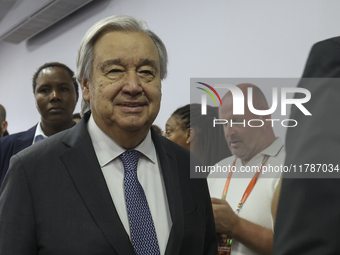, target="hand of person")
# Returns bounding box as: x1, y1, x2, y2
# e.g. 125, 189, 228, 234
211, 197, 239, 236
